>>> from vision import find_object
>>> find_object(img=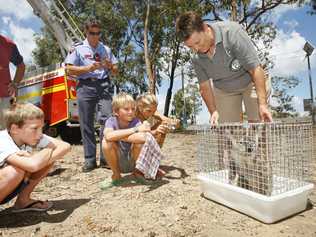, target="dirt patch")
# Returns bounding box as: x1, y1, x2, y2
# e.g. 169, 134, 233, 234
0, 131, 316, 237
